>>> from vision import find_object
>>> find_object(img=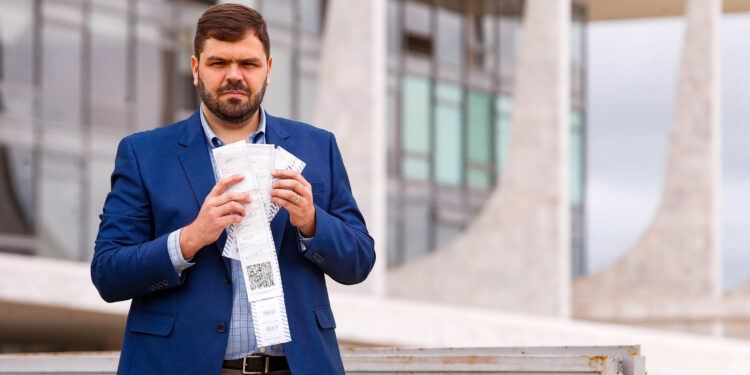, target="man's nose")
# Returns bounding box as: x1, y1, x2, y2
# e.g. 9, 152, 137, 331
226, 64, 242, 81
